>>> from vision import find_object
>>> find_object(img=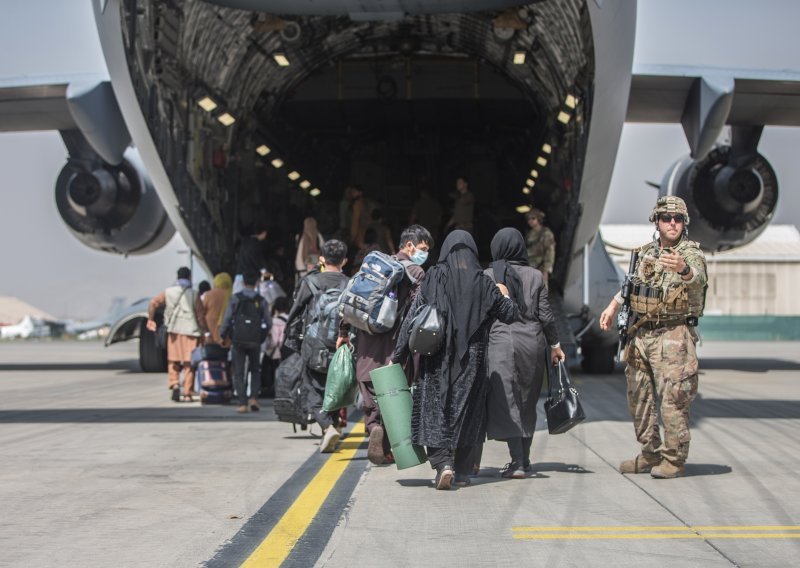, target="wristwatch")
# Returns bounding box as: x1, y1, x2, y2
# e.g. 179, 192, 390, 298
678, 264, 691, 276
